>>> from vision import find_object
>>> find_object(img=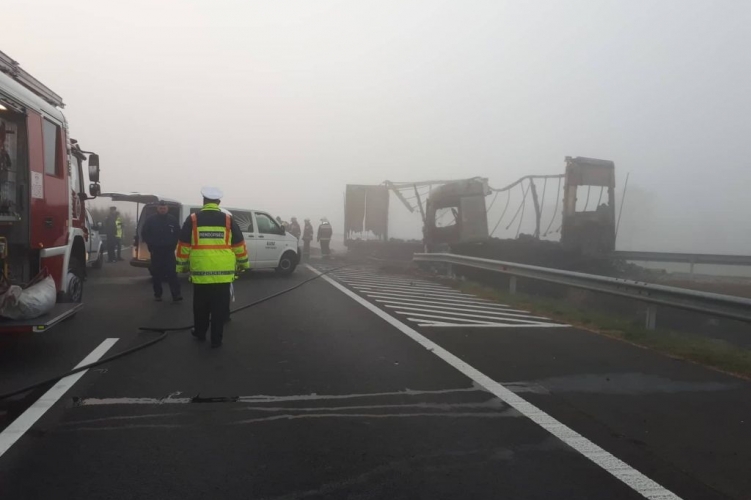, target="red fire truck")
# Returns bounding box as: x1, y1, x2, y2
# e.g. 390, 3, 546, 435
0, 50, 102, 332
